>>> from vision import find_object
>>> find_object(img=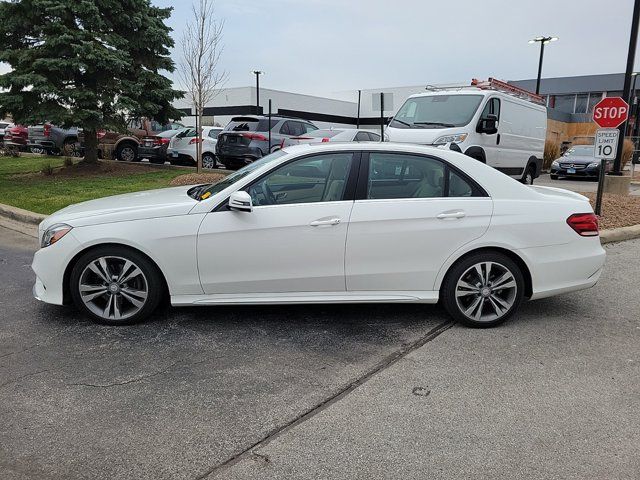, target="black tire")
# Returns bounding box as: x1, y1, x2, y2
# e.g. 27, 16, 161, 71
521, 164, 536, 185
69, 245, 164, 325
116, 143, 138, 162
550, 174, 559, 180
149, 157, 166, 165
202, 153, 217, 170
441, 251, 525, 328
